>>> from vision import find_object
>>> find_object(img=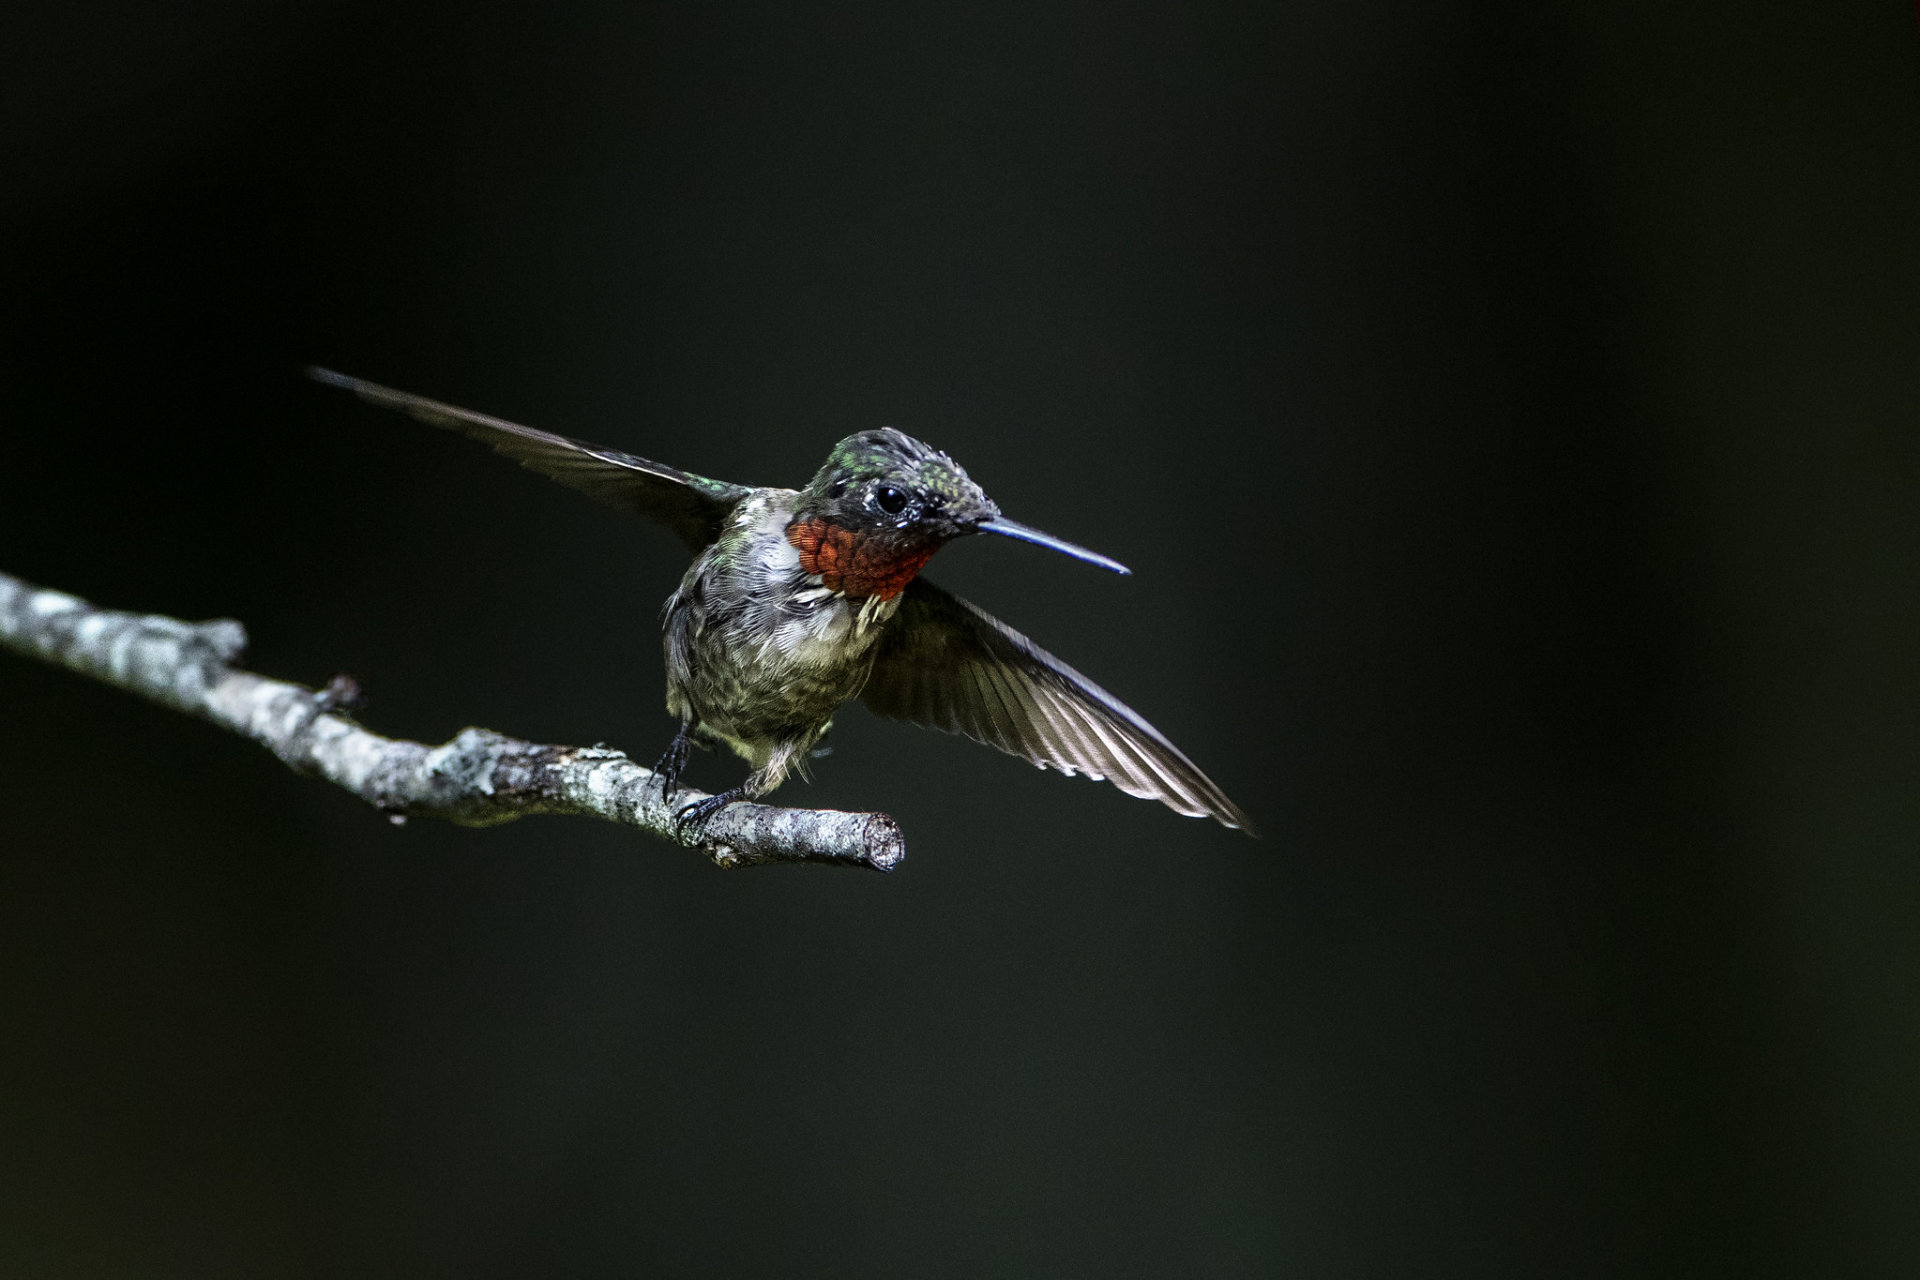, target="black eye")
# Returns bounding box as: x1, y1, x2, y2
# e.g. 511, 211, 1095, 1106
875, 484, 908, 514
827, 480, 846, 499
